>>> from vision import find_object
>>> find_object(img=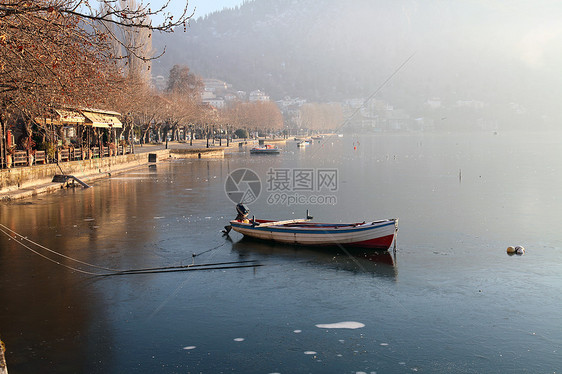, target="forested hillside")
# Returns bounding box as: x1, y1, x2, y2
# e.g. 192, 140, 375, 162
153, 0, 562, 127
